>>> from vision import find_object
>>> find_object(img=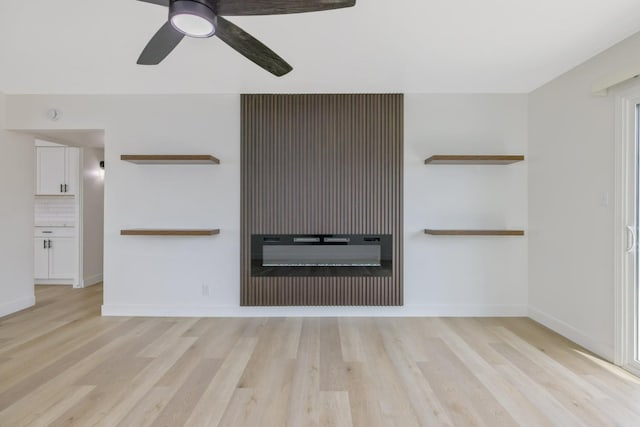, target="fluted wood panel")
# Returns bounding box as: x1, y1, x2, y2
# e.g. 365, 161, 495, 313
241, 94, 403, 306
